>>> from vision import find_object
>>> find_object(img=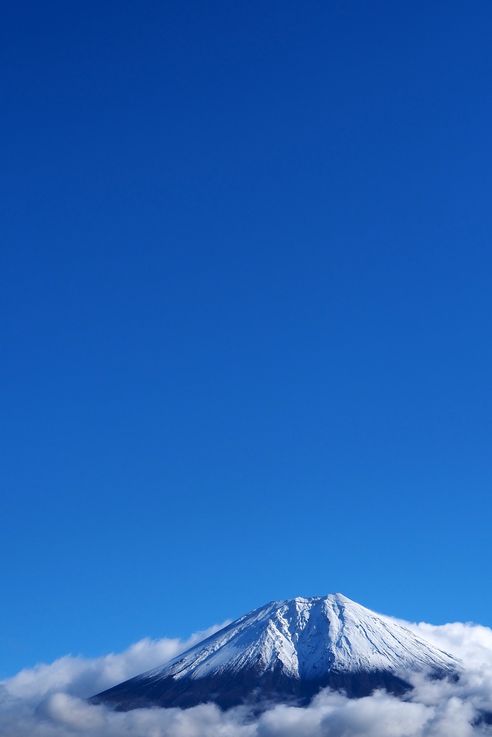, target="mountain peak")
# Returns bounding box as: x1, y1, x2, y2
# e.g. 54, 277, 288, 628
93, 593, 460, 711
